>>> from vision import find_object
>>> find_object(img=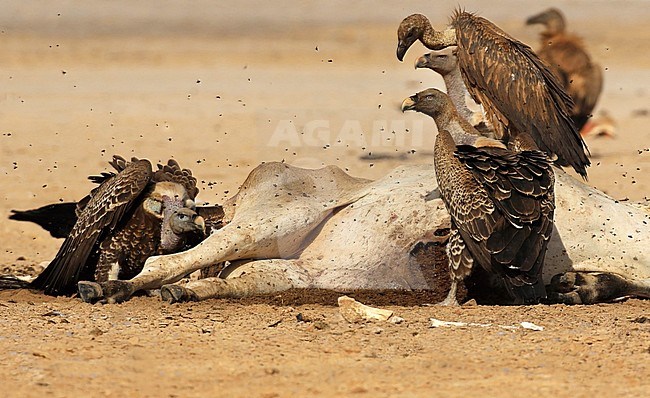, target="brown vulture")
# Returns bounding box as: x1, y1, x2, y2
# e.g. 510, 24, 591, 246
23, 155, 210, 296
402, 88, 555, 305
397, 10, 590, 178
526, 7, 603, 132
